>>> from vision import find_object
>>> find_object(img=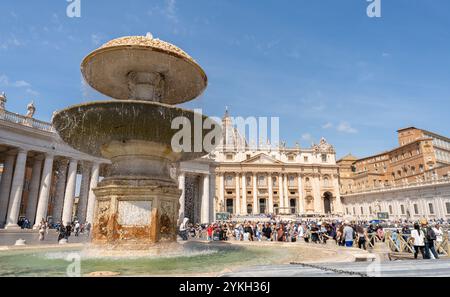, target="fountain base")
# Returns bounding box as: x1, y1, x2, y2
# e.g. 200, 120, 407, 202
92, 177, 180, 247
